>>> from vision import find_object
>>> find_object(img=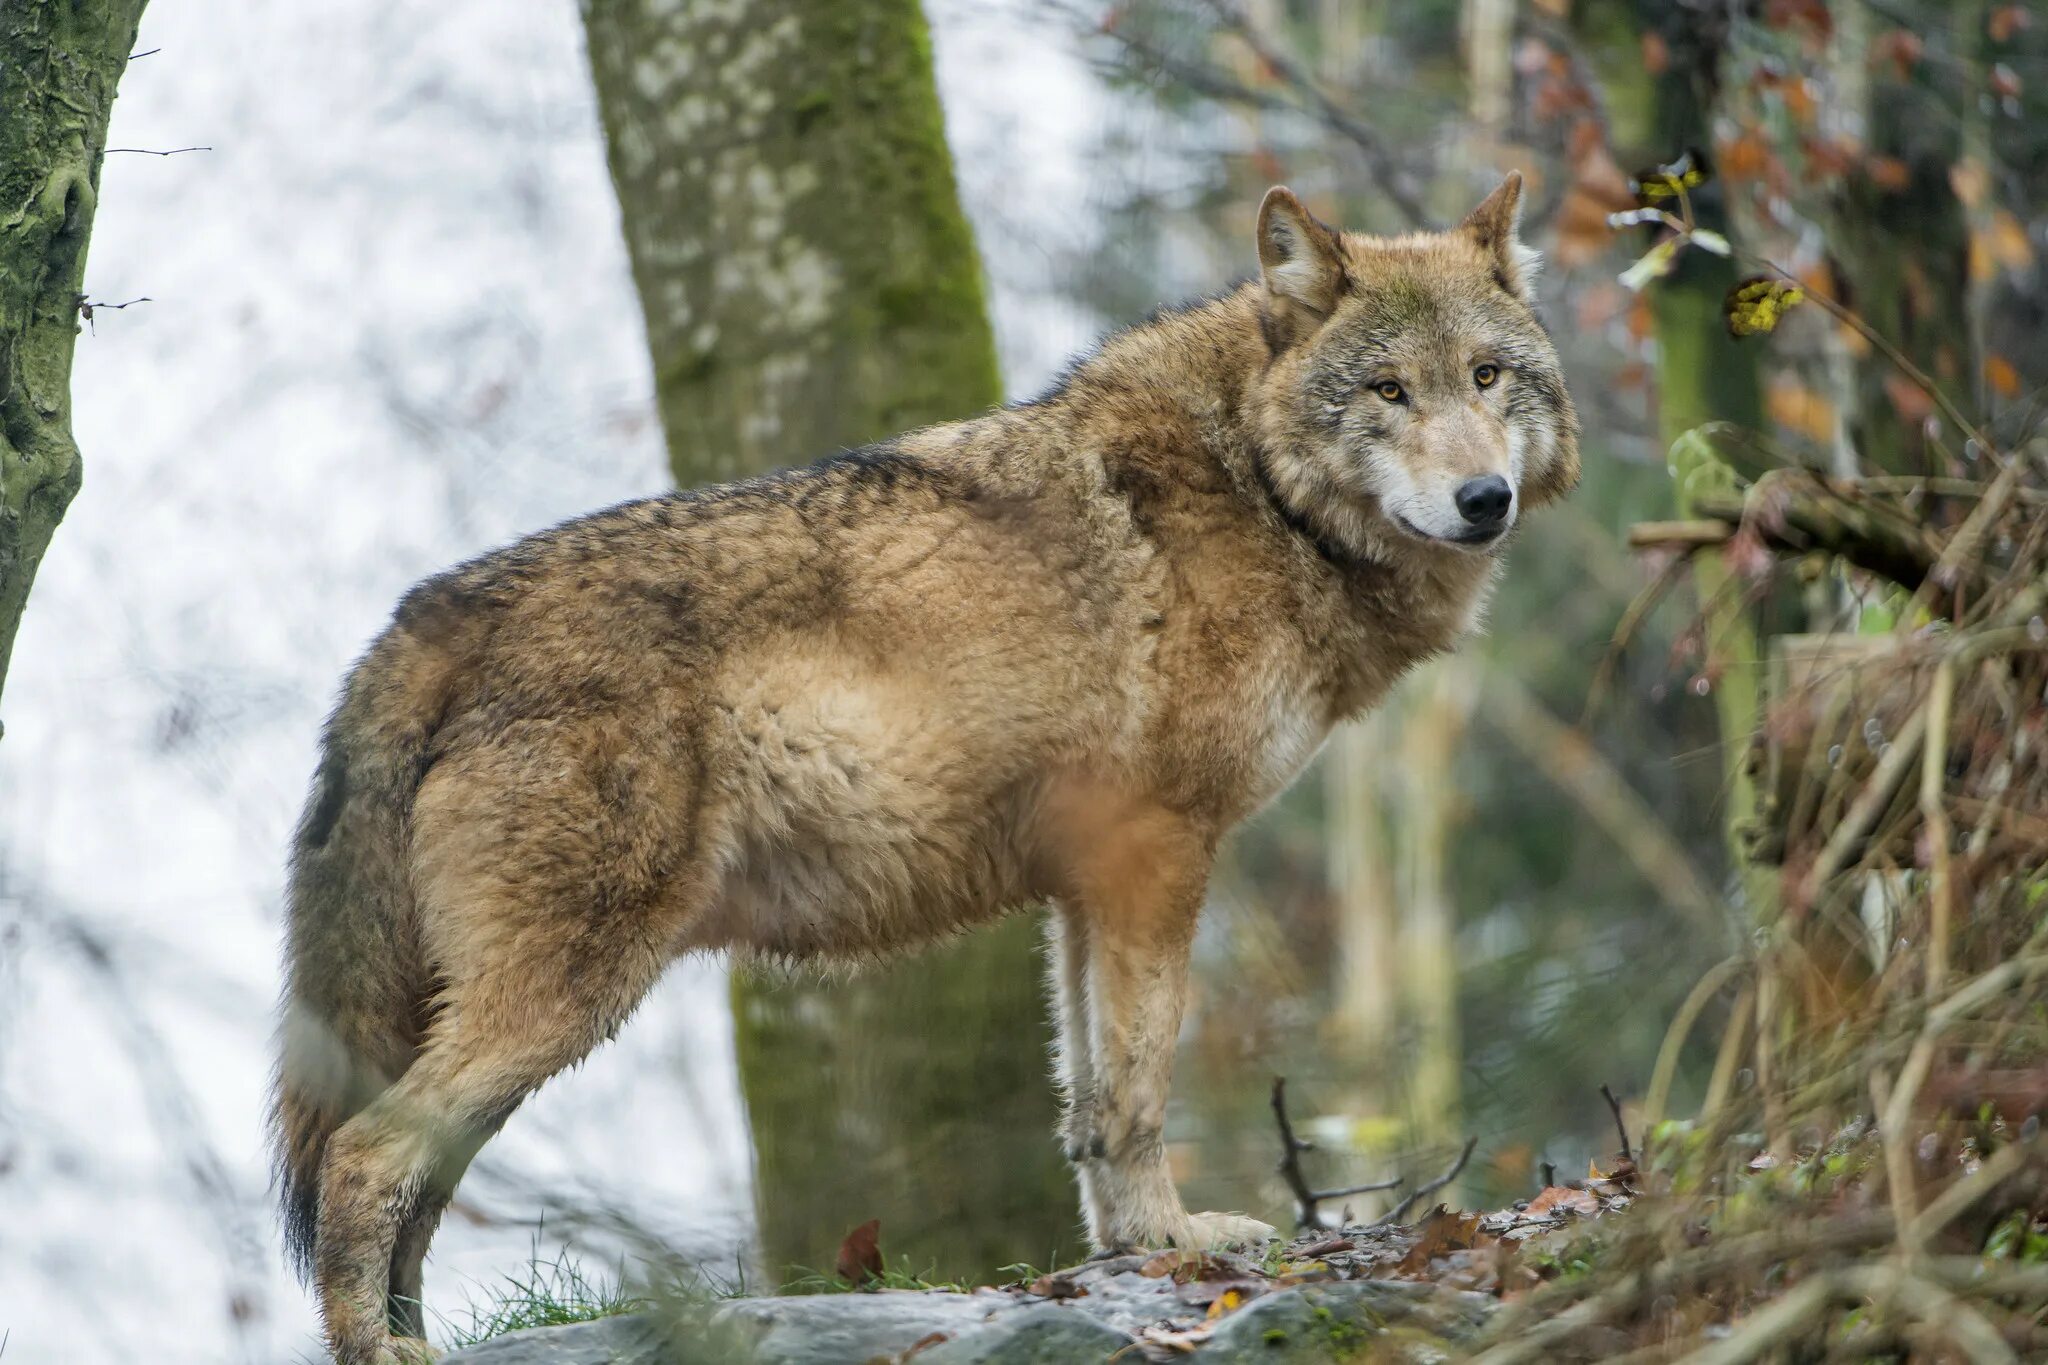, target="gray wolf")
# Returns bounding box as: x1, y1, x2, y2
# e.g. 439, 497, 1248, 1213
271, 174, 1578, 1362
